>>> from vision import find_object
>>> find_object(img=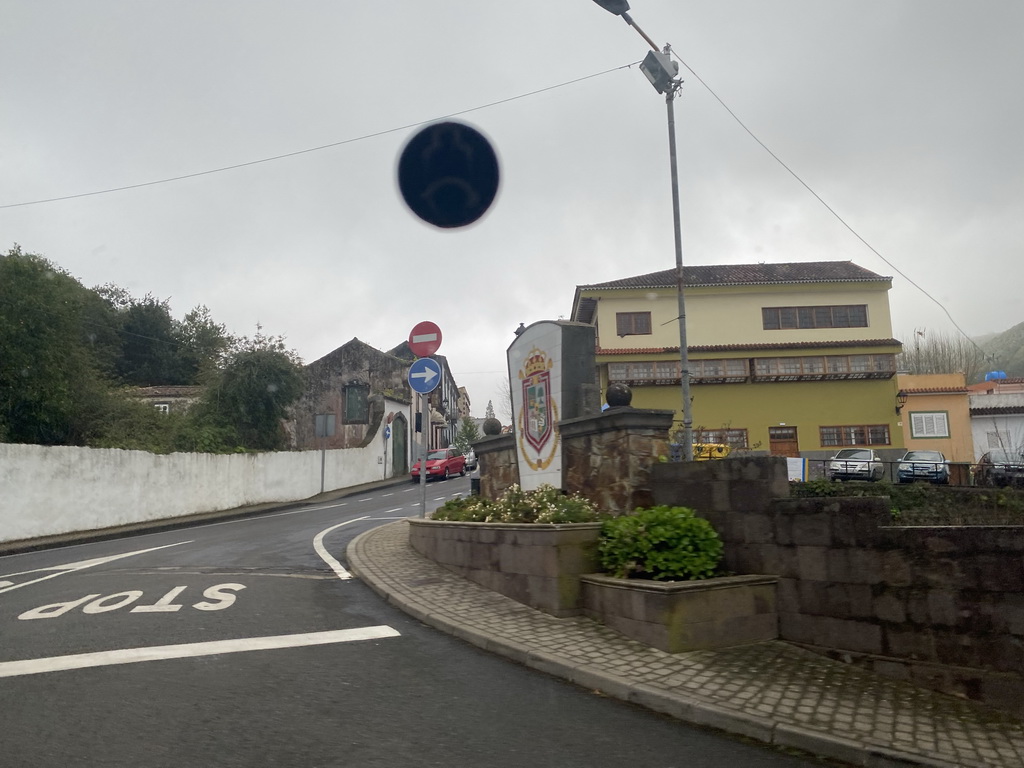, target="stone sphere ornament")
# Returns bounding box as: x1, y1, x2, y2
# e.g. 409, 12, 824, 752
397, 121, 500, 229
605, 382, 633, 408
482, 417, 502, 436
